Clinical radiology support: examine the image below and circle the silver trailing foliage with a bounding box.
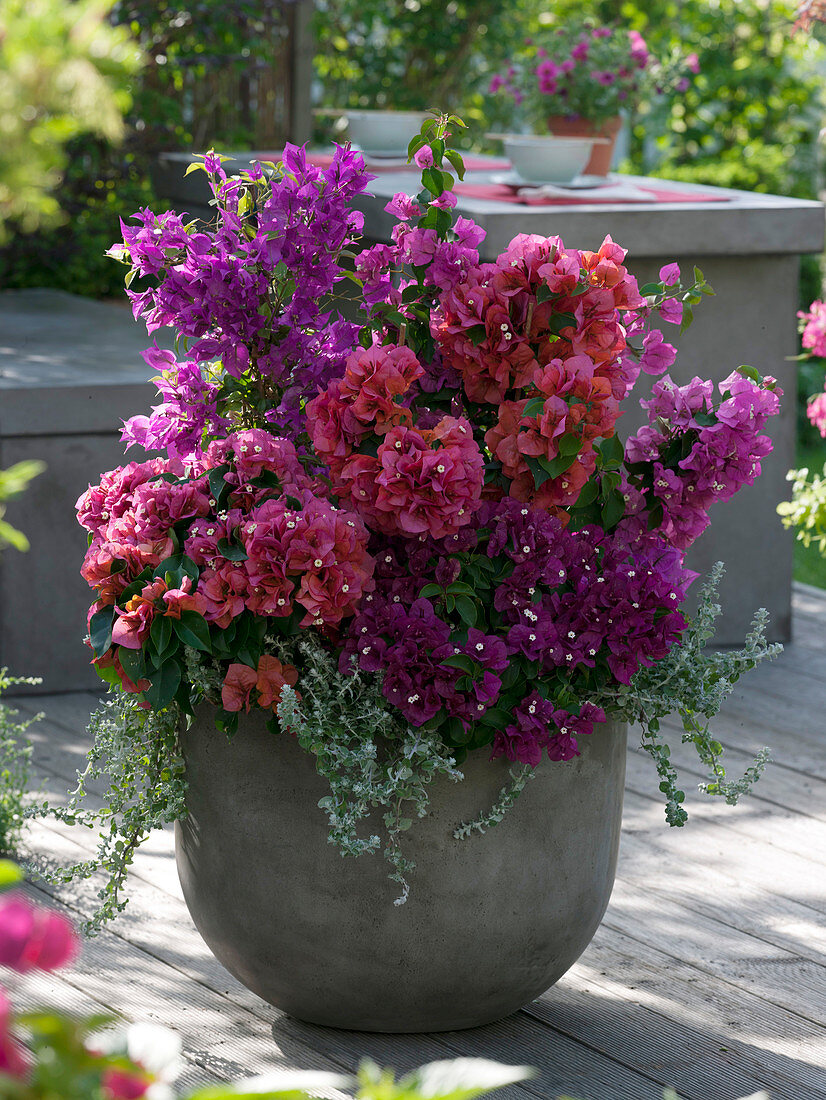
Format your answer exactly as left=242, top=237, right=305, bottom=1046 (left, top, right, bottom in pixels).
left=452, top=765, right=534, bottom=841
left=0, top=668, right=41, bottom=853
left=595, top=562, right=780, bottom=825
left=29, top=693, right=185, bottom=934
left=275, top=635, right=463, bottom=905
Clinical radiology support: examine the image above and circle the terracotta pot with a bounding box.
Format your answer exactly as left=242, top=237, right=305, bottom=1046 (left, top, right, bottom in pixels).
left=545, top=115, right=623, bottom=177
left=175, top=707, right=627, bottom=1033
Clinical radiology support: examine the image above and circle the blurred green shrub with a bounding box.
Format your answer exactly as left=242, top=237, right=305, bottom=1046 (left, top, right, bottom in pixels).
left=0, top=0, right=289, bottom=298
left=0, top=0, right=140, bottom=241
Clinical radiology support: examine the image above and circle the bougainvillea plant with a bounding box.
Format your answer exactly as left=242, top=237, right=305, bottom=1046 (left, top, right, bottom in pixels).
left=489, top=21, right=699, bottom=129
left=40, top=114, right=781, bottom=924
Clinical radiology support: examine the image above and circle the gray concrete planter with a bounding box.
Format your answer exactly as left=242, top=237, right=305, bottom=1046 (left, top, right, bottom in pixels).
left=175, top=709, right=627, bottom=1032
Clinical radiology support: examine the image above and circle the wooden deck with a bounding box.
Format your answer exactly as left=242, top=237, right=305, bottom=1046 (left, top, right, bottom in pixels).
left=7, top=583, right=826, bottom=1100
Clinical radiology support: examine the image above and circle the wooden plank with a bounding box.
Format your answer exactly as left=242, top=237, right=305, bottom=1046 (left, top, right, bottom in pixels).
left=625, top=741, right=826, bottom=866
left=602, top=879, right=826, bottom=1024
left=528, top=985, right=825, bottom=1100
left=620, top=793, right=826, bottom=955
left=535, top=927, right=826, bottom=1100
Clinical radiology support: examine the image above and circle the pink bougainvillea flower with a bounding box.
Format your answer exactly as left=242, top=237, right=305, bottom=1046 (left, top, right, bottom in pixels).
left=639, top=329, right=678, bottom=376
left=413, top=146, right=434, bottom=169
left=369, top=418, right=484, bottom=541
left=111, top=576, right=207, bottom=650
left=337, top=342, right=423, bottom=435
left=221, top=663, right=258, bottom=712
left=430, top=190, right=457, bottom=210
left=0, top=893, right=79, bottom=973
left=255, top=655, right=299, bottom=709
left=799, top=298, right=826, bottom=359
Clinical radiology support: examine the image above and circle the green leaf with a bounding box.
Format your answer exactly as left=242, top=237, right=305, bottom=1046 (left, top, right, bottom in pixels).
left=525, top=452, right=577, bottom=489
left=441, top=653, right=476, bottom=674
left=407, top=134, right=427, bottom=160
left=445, top=581, right=476, bottom=596
left=434, top=207, right=453, bottom=236
left=549, top=310, right=576, bottom=336
left=215, top=708, right=239, bottom=738
left=208, top=464, right=232, bottom=507
left=0, top=860, right=23, bottom=892
left=445, top=148, right=466, bottom=180
left=119, top=645, right=146, bottom=684
left=558, top=433, right=581, bottom=457
left=601, top=490, right=626, bottom=530
left=536, top=283, right=555, bottom=304
left=737, top=363, right=760, bottom=383
left=89, top=605, right=116, bottom=658
left=499, top=662, right=521, bottom=690
left=419, top=583, right=443, bottom=599
left=573, top=477, right=599, bottom=507
left=174, top=610, right=212, bottom=652
left=479, top=706, right=514, bottom=729
left=211, top=619, right=237, bottom=656
left=521, top=396, right=545, bottom=419
left=217, top=538, right=249, bottom=562
left=144, top=660, right=182, bottom=710
left=153, top=554, right=199, bottom=585
left=455, top=596, right=477, bottom=628
left=421, top=166, right=445, bottom=196
left=597, top=433, right=625, bottom=467
left=150, top=613, right=173, bottom=657
left=467, top=324, right=487, bottom=347
left=443, top=717, right=472, bottom=746
left=639, top=281, right=662, bottom=296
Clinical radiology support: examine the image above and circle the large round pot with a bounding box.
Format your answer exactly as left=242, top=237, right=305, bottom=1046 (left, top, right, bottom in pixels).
left=546, top=115, right=623, bottom=177
left=175, top=709, right=627, bottom=1032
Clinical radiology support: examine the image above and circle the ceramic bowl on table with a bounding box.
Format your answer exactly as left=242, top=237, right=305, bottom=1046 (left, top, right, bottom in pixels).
left=498, top=134, right=606, bottom=185
left=344, top=110, right=429, bottom=157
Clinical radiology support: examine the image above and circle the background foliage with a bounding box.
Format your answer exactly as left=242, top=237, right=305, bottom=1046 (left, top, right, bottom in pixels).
left=0, top=0, right=140, bottom=242
left=0, top=0, right=290, bottom=298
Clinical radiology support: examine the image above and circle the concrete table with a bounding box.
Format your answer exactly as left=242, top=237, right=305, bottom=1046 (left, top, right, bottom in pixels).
left=0, top=290, right=157, bottom=692
left=137, top=154, right=826, bottom=642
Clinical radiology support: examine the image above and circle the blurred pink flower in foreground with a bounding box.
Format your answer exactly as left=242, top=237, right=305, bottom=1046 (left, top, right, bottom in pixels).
left=0, top=892, right=79, bottom=973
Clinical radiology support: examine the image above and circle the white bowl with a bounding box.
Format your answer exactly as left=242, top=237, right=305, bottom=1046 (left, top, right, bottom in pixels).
left=501, top=134, right=599, bottom=185
left=344, top=110, right=429, bottom=157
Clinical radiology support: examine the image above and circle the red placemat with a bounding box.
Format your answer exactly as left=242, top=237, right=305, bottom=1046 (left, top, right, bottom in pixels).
left=453, top=181, right=731, bottom=206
